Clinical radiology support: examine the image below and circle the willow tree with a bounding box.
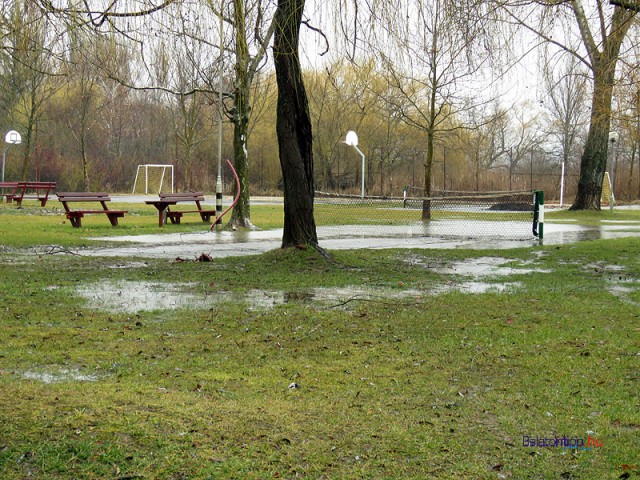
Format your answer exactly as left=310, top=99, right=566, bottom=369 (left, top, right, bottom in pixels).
left=357, top=0, right=493, bottom=218
left=5, top=1, right=60, bottom=181
left=225, top=0, right=277, bottom=229
left=493, top=1, right=637, bottom=209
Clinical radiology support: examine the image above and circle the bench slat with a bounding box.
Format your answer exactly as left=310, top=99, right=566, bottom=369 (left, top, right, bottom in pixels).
left=161, top=197, right=206, bottom=202
left=58, top=197, right=112, bottom=202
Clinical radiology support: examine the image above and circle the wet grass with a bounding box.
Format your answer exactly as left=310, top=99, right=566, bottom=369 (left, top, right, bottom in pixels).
left=0, top=202, right=284, bottom=248
left=3, top=200, right=639, bottom=249
left=546, top=208, right=640, bottom=224
left=0, top=208, right=639, bottom=479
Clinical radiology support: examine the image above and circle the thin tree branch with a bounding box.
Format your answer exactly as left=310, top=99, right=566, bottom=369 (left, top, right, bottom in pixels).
left=610, top=0, right=640, bottom=12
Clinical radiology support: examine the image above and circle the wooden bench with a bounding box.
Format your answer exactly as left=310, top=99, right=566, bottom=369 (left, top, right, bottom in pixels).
left=0, top=181, right=19, bottom=203
left=146, top=192, right=216, bottom=227
left=11, top=181, right=57, bottom=207
left=56, top=192, right=127, bottom=228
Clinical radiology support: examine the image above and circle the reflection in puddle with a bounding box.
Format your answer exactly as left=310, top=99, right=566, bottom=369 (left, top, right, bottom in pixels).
left=406, top=255, right=550, bottom=277
left=434, top=256, right=550, bottom=277
left=75, top=279, right=526, bottom=314
left=76, top=281, right=425, bottom=313
left=433, top=281, right=521, bottom=294
left=607, top=284, right=640, bottom=307
left=21, top=368, right=100, bottom=384
left=77, top=281, right=210, bottom=313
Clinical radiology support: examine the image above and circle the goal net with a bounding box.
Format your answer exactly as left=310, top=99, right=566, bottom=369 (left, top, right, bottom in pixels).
left=601, top=172, right=614, bottom=206
left=132, top=164, right=174, bottom=194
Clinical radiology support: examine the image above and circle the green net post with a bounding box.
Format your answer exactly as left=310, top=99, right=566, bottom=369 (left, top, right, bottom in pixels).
left=533, top=191, right=544, bottom=239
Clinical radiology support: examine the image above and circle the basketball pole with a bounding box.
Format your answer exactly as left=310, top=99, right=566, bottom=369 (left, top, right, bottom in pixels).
left=353, top=145, right=365, bottom=198
left=344, top=130, right=366, bottom=198
left=608, top=131, right=618, bottom=212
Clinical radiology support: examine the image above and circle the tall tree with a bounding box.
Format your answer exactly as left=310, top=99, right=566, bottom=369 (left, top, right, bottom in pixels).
left=273, top=0, right=318, bottom=248
left=543, top=54, right=589, bottom=205
left=363, top=0, right=493, bottom=217
left=569, top=1, right=636, bottom=209
left=493, top=1, right=637, bottom=209
left=5, top=1, right=61, bottom=181
left=464, top=102, right=510, bottom=191
left=225, top=0, right=277, bottom=229
left=66, top=31, right=113, bottom=191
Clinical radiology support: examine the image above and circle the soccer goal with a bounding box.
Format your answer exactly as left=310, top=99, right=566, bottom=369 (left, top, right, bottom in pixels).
left=601, top=171, right=614, bottom=207
left=132, top=164, right=174, bottom=194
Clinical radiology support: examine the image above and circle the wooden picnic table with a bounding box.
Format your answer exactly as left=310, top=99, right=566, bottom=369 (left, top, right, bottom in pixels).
left=6, top=181, right=57, bottom=207
left=57, top=192, right=127, bottom=227
left=146, top=192, right=216, bottom=227
left=0, top=182, right=19, bottom=203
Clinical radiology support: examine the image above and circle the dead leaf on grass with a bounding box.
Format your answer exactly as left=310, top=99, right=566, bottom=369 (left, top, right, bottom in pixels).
left=197, top=253, right=212, bottom=262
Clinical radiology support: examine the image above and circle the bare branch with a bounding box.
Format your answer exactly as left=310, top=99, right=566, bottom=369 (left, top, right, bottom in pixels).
left=610, top=0, right=640, bottom=12
left=39, top=0, right=177, bottom=27
left=302, top=20, right=329, bottom=56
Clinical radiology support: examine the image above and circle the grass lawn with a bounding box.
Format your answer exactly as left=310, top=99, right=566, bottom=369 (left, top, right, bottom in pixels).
left=0, top=201, right=638, bottom=479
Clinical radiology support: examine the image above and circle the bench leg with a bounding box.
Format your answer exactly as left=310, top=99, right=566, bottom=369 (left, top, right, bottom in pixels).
left=200, top=213, right=212, bottom=222
left=106, top=213, right=119, bottom=226
left=68, top=215, right=82, bottom=228
left=168, top=215, right=181, bottom=224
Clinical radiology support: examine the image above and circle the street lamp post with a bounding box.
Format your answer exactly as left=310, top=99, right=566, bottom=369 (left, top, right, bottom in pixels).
left=609, top=131, right=619, bottom=212
left=559, top=158, right=566, bottom=208
left=2, top=130, right=22, bottom=183
left=344, top=130, right=366, bottom=198
left=215, top=0, right=224, bottom=228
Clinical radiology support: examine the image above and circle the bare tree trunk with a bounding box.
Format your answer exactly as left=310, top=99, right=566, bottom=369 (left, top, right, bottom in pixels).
left=569, top=3, right=636, bottom=209
left=273, top=0, right=317, bottom=248
left=81, top=131, right=90, bottom=191
left=571, top=64, right=613, bottom=210
left=20, top=86, right=37, bottom=181
left=229, top=0, right=253, bottom=229
left=231, top=87, right=252, bottom=227
left=422, top=126, right=434, bottom=220
left=571, top=63, right=615, bottom=209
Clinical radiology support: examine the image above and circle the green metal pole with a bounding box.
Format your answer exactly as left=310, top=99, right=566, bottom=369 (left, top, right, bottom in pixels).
left=538, top=191, right=544, bottom=240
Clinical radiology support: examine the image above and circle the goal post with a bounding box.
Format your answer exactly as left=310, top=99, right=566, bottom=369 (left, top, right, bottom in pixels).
left=601, top=171, right=614, bottom=209
left=132, top=164, right=174, bottom=194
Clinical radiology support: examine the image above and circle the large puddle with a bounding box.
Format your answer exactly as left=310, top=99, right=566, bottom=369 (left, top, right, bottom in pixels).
left=75, top=255, right=542, bottom=314
left=429, top=256, right=551, bottom=277
left=73, top=251, right=639, bottom=313
left=76, top=280, right=524, bottom=313
left=72, top=221, right=640, bottom=259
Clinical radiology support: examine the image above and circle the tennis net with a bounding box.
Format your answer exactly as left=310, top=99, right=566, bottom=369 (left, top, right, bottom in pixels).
left=314, top=190, right=539, bottom=240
